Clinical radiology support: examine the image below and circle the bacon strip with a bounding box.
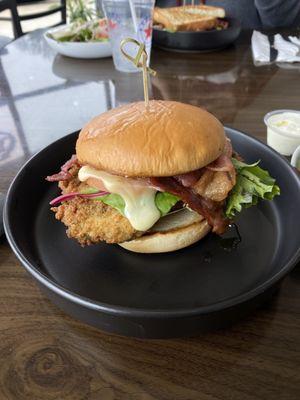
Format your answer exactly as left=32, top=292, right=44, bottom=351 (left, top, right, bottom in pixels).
left=174, top=169, right=204, bottom=187
left=206, top=154, right=234, bottom=172
left=150, top=177, right=229, bottom=234
left=224, top=138, right=233, bottom=157
left=46, top=155, right=78, bottom=182
left=206, top=139, right=234, bottom=172
left=174, top=138, right=234, bottom=185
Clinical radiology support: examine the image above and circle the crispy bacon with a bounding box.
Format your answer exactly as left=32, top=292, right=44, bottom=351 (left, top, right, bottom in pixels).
left=206, top=154, right=234, bottom=172
left=46, top=155, right=78, bottom=182
left=174, top=169, right=204, bottom=187
left=149, top=177, right=229, bottom=234
left=206, top=139, right=233, bottom=172
left=175, top=138, right=234, bottom=186
left=224, top=138, right=233, bottom=157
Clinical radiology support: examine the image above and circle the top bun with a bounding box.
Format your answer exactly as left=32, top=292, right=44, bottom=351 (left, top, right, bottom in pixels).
left=76, top=100, right=225, bottom=177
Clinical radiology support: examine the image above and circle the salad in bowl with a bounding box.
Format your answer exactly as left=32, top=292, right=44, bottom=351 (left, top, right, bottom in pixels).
left=44, top=18, right=112, bottom=59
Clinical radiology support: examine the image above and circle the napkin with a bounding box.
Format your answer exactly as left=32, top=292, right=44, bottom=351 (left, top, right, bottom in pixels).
left=274, top=34, right=300, bottom=62
left=251, top=31, right=270, bottom=63
left=288, top=36, right=300, bottom=47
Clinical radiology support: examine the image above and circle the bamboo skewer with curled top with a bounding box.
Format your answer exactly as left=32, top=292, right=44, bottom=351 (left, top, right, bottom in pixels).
left=120, top=38, right=156, bottom=107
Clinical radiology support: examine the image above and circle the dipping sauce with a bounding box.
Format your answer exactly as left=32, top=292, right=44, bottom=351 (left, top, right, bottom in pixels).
left=264, top=110, right=300, bottom=156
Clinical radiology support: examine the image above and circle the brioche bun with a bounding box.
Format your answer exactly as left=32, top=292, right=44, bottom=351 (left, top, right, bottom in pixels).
left=76, top=100, right=225, bottom=177
left=119, top=209, right=211, bottom=253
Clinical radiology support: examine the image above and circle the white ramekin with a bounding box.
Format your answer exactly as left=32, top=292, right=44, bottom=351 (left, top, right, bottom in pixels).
left=264, top=109, right=300, bottom=156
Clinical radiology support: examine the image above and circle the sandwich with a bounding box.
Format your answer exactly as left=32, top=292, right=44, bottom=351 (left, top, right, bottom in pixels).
left=46, top=100, right=279, bottom=253
left=153, top=5, right=226, bottom=32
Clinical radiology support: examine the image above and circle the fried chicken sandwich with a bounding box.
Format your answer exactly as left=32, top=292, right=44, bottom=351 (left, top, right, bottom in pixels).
left=46, top=100, right=279, bottom=253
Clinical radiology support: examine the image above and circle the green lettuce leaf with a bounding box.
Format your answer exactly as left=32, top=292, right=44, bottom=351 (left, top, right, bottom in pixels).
left=80, top=187, right=125, bottom=214
left=155, top=192, right=180, bottom=216
left=80, top=187, right=99, bottom=194
left=99, top=194, right=125, bottom=214
left=81, top=187, right=179, bottom=217
left=225, top=158, right=280, bottom=219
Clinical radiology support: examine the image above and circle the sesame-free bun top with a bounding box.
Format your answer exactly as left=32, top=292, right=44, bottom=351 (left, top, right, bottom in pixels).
left=76, top=100, right=225, bottom=177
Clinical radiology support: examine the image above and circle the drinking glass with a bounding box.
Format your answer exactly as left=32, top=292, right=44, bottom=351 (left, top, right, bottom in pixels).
left=102, top=0, right=155, bottom=73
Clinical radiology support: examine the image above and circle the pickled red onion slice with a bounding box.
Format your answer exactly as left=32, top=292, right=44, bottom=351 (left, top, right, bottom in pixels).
left=50, top=191, right=109, bottom=206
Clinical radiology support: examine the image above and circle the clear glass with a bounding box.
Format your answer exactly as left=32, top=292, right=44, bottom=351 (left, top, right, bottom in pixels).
left=101, top=0, right=155, bottom=73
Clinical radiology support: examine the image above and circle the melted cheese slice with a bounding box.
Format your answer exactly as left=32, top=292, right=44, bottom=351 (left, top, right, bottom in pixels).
left=78, top=166, right=160, bottom=231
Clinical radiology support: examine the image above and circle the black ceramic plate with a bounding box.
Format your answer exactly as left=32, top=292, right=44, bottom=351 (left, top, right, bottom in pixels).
left=153, top=18, right=241, bottom=53
left=4, top=128, right=300, bottom=338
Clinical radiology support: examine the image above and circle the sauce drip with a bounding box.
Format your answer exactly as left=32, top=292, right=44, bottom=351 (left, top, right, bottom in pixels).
left=219, top=223, right=242, bottom=252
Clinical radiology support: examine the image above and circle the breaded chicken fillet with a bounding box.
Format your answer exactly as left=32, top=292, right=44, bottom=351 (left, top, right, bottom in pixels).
left=51, top=164, right=140, bottom=246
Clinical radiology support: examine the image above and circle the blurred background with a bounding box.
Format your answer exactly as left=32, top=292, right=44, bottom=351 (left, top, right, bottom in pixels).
left=0, top=1, right=67, bottom=37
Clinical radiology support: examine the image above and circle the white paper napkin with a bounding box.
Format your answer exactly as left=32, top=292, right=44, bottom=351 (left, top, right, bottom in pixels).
left=274, top=34, right=300, bottom=62
left=288, top=36, right=300, bottom=47
left=251, top=31, right=270, bottom=63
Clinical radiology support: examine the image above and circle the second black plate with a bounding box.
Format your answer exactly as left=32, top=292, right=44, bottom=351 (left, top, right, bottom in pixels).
left=4, top=127, right=300, bottom=338
left=153, top=18, right=241, bottom=53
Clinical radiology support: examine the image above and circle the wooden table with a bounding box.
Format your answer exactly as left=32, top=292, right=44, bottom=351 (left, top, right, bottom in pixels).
left=0, top=30, right=299, bottom=399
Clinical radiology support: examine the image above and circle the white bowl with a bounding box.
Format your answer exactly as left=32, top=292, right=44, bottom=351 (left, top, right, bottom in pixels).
left=44, top=25, right=112, bottom=59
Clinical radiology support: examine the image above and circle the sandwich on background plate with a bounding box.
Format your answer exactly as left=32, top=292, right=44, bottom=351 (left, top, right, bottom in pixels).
left=46, top=100, right=279, bottom=253
left=153, top=5, right=227, bottom=32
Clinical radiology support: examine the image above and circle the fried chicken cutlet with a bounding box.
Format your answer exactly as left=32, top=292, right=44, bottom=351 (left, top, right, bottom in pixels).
left=51, top=164, right=140, bottom=246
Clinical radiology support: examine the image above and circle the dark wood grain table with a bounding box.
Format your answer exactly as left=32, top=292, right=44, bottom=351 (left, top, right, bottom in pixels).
left=0, top=29, right=299, bottom=400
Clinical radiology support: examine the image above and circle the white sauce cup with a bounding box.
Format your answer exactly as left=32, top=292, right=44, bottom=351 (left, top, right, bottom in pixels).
left=264, top=109, right=300, bottom=156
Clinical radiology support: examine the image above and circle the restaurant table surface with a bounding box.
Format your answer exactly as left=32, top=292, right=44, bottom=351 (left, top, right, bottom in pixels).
left=0, top=29, right=300, bottom=400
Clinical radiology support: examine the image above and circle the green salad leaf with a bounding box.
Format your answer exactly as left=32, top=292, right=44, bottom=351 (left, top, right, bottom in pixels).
left=80, top=188, right=125, bottom=215
left=155, top=192, right=180, bottom=216
left=225, top=158, right=280, bottom=219
left=81, top=187, right=179, bottom=217
left=99, top=194, right=125, bottom=214
left=80, top=187, right=99, bottom=194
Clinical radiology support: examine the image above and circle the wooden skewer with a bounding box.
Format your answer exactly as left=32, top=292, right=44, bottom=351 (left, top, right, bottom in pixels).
left=120, top=38, right=156, bottom=107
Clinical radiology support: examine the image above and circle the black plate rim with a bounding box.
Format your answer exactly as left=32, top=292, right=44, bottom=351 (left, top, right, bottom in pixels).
left=4, top=127, right=300, bottom=318
left=153, top=17, right=240, bottom=35
left=152, top=43, right=229, bottom=54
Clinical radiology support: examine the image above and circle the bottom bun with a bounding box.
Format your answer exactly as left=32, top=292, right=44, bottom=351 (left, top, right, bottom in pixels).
left=119, top=209, right=211, bottom=254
